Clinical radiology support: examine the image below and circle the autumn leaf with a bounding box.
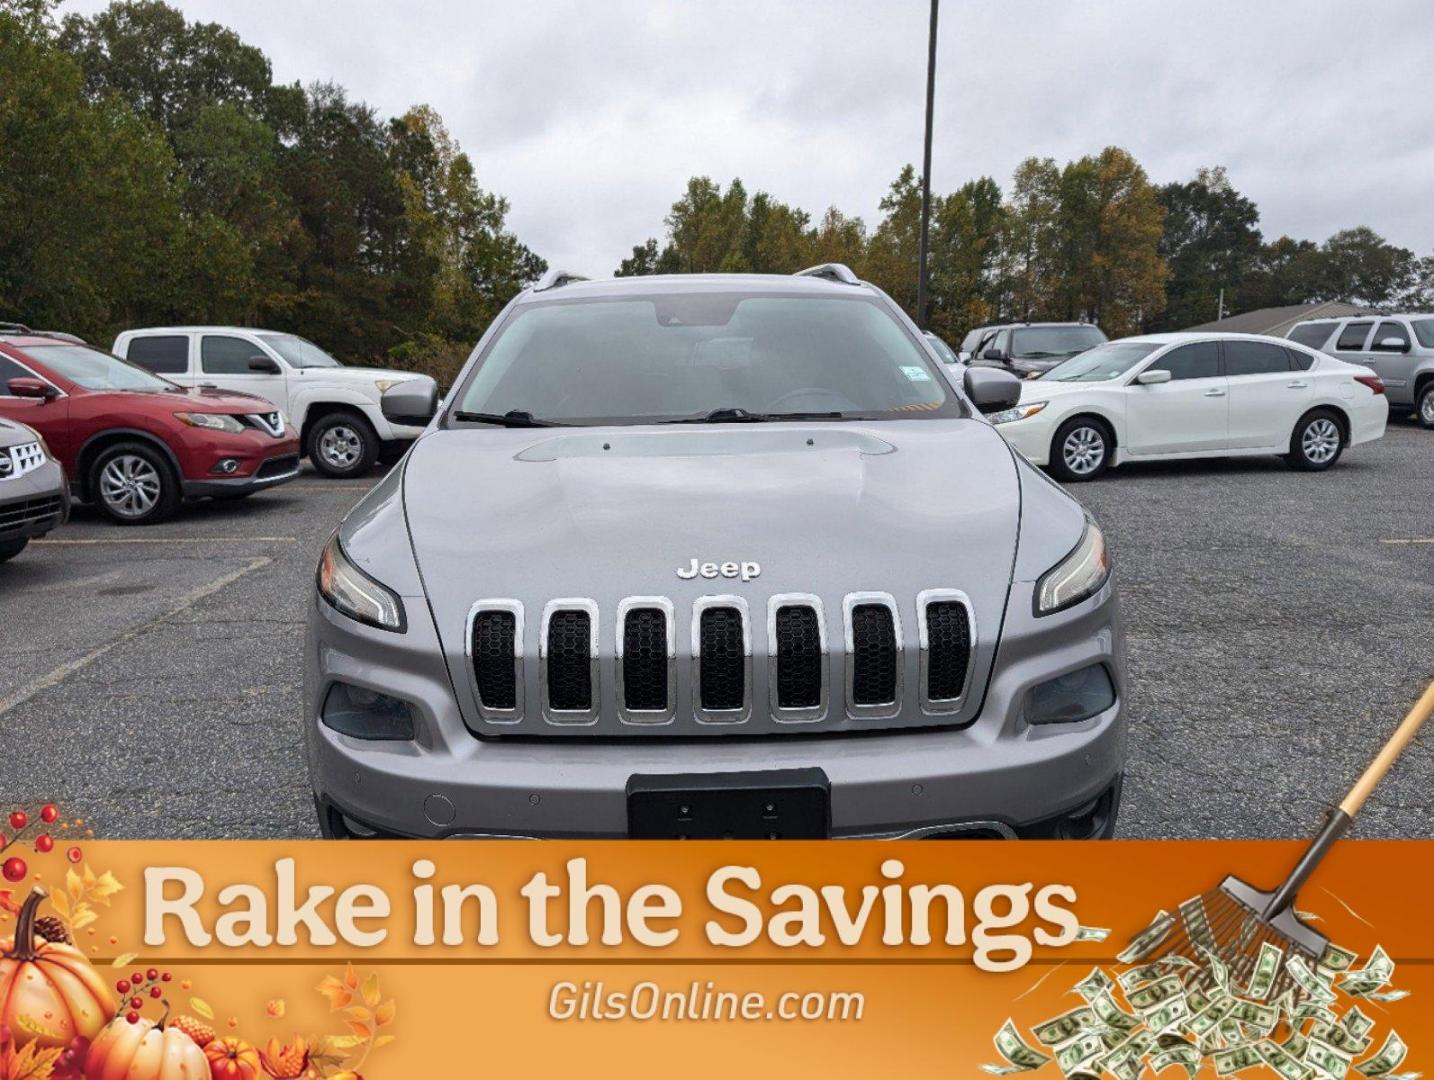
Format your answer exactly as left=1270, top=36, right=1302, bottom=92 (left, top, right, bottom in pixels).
left=2, top=1041, right=65, bottom=1080
left=65, top=868, right=83, bottom=904
left=87, top=869, right=124, bottom=905
left=344, top=1021, right=371, bottom=1040
left=342, top=963, right=359, bottom=990
left=360, top=973, right=380, bottom=1008
left=111, top=952, right=138, bottom=968
left=71, top=908, right=98, bottom=931
left=0, top=890, right=20, bottom=917
left=342, top=1006, right=371, bottom=1025
left=265, top=999, right=285, bottom=1019
left=373, top=1000, right=395, bottom=1027
left=47, top=891, right=69, bottom=919
left=315, top=975, right=353, bottom=1011
left=373, top=1034, right=395, bottom=1049
left=190, top=997, right=215, bottom=1020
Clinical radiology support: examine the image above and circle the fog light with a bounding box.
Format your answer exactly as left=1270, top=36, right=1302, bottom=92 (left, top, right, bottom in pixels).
left=212, top=458, right=240, bottom=474
left=1026, top=664, right=1115, bottom=725
left=321, top=682, right=415, bottom=740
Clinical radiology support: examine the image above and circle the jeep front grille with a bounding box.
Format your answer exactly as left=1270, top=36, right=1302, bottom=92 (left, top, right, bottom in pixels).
left=462, top=590, right=982, bottom=736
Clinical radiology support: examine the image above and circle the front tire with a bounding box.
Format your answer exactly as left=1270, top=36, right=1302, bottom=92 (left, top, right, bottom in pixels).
left=1287, top=410, right=1343, bottom=471
left=1417, top=383, right=1434, bottom=429
left=90, top=442, right=181, bottom=525
left=1049, top=418, right=1111, bottom=482
left=0, top=538, right=28, bottom=563
left=307, top=412, right=378, bottom=479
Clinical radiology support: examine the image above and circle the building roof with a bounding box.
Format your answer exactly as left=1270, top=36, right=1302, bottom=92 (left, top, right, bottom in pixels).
left=1185, top=301, right=1379, bottom=336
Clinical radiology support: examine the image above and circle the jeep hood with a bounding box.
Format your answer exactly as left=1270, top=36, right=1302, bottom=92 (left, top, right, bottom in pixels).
left=401, top=418, right=1022, bottom=686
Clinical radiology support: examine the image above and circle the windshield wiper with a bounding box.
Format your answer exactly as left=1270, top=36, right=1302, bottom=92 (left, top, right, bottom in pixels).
left=452, top=409, right=561, bottom=428
left=662, top=408, right=848, bottom=424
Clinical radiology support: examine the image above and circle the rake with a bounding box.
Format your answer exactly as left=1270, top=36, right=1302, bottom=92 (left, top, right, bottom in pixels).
left=1133, top=677, right=1434, bottom=1002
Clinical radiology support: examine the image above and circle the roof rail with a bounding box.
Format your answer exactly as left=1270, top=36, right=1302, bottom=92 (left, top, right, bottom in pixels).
left=0, top=322, right=34, bottom=335
left=532, top=269, right=589, bottom=292
left=794, top=263, right=862, bottom=286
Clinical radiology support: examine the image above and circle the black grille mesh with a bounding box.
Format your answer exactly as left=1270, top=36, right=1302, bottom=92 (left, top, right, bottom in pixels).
left=699, top=607, right=745, bottom=711
left=926, top=601, right=971, bottom=701
left=622, top=607, right=668, bottom=711
left=850, top=604, right=897, bottom=706
left=774, top=605, right=822, bottom=709
left=546, top=610, right=593, bottom=711
left=472, top=610, right=517, bottom=710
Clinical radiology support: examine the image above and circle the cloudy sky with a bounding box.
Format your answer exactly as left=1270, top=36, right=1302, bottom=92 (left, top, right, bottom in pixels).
left=62, top=0, right=1434, bottom=275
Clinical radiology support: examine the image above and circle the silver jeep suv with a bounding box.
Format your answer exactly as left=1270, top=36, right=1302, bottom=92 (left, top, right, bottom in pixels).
left=1287, top=314, right=1434, bottom=426
left=303, top=266, right=1127, bottom=840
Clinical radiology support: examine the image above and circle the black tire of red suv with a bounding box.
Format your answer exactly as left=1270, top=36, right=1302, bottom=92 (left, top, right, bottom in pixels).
left=306, top=411, right=379, bottom=479
left=89, top=441, right=182, bottom=525
left=0, top=538, right=28, bottom=563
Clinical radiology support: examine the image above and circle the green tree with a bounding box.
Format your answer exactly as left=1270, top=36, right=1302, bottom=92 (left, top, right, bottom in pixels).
left=805, top=207, right=867, bottom=271
left=864, top=164, right=923, bottom=314
left=926, top=177, right=1004, bottom=338
left=1149, top=166, right=1262, bottom=330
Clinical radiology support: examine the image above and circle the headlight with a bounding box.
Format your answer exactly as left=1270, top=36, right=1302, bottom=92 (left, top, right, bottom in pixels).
left=317, top=534, right=406, bottom=631
left=375, top=379, right=404, bottom=393
left=1035, top=519, right=1110, bottom=615
left=987, top=401, right=1047, bottom=425
left=175, top=412, right=246, bottom=434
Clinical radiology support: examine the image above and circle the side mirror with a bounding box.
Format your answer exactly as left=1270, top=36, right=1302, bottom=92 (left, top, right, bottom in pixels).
left=248, top=355, right=282, bottom=374
left=381, top=377, right=439, bottom=426
left=982, top=348, right=1008, bottom=363
left=1374, top=336, right=1409, bottom=353
left=1135, top=369, right=1172, bottom=385
left=964, top=366, right=1022, bottom=414
left=7, top=377, right=57, bottom=401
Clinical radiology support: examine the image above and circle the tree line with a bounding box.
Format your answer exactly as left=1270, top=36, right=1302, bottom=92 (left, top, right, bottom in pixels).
left=3, top=0, right=1431, bottom=384
left=620, top=162, right=1433, bottom=341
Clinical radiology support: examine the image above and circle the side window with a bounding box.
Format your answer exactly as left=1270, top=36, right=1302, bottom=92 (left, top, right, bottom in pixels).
left=1287, top=323, right=1333, bottom=349
left=1224, top=340, right=1294, bottom=376
left=0, top=357, right=33, bottom=394
left=988, top=330, right=1009, bottom=356
left=1151, top=341, right=1220, bottom=380
left=201, top=335, right=262, bottom=375
left=1335, top=322, right=1373, bottom=351
left=1370, top=321, right=1409, bottom=352
left=126, top=335, right=189, bottom=375
left=1286, top=347, right=1315, bottom=372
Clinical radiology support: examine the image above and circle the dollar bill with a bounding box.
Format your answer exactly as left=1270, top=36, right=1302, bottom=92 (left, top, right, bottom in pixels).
left=1128, top=975, right=1185, bottom=1014
left=1120, top=963, right=1172, bottom=992
left=1342, top=1008, right=1375, bottom=1040
left=1229, top=999, right=1279, bottom=1033
left=1259, top=1039, right=1313, bottom=1080
left=1187, top=997, right=1237, bottom=1039
left=1200, top=946, right=1232, bottom=993
left=1146, top=997, right=1191, bottom=1034
left=1355, top=1032, right=1407, bottom=1078
left=1151, top=1044, right=1200, bottom=1078
left=1076, top=925, right=1112, bottom=942
left=1341, top=947, right=1394, bottom=997
left=1179, top=895, right=1217, bottom=952
left=1091, top=990, right=1142, bottom=1034
left=1213, top=1045, right=1263, bottom=1075
left=1246, top=941, right=1284, bottom=1001
left=1034, top=1007, right=1099, bottom=1047
left=1056, top=1033, right=1107, bottom=1076
left=1362, top=989, right=1409, bottom=1004
left=1118, top=911, right=1176, bottom=965
left=1307, top=1037, right=1354, bottom=1079
left=1288, top=955, right=1338, bottom=1005
left=985, top=1019, right=1053, bottom=1074
left=1074, top=967, right=1115, bottom=1002
left=1283, top=1032, right=1310, bottom=1059
left=1319, top=943, right=1358, bottom=973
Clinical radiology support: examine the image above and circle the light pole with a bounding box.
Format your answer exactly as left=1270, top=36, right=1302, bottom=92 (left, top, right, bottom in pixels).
left=916, top=0, right=939, bottom=329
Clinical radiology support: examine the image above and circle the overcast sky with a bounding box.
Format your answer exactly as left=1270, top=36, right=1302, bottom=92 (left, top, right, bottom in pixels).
left=62, top=0, right=1434, bottom=275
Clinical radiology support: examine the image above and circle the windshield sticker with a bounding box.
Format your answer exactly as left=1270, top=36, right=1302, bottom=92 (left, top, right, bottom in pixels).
left=901, top=365, right=933, bottom=382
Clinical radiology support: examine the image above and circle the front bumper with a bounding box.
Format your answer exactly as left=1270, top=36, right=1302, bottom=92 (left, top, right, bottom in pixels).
left=304, top=576, right=1127, bottom=839
left=993, top=415, right=1057, bottom=467
left=0, top=460, right=70, bottom=542
left=182, top=454, right=302, bottom=498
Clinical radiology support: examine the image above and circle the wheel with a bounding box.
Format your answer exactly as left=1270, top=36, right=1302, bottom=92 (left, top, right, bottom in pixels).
left=1418, top=383, right=1434, bottom=429
left=1287, top=410, right=1343, bottom=471
left=307, top=412, right=378, bottom=479
left=0, top=538, right=28, bottom=563
left=90, top=442, right=181, bottom=525
left=1048, top=418, right=1111, bottom=482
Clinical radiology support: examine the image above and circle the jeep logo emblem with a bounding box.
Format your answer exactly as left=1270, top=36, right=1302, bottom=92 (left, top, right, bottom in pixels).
left=677, top=558, right=761, bottom=582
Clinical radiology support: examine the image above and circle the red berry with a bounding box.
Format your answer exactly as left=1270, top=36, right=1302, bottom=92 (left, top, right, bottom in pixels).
left=2, top=856, right=26, bottom=882
left=149, top=986, right=162, bottom=999
left=161, top=972, right=172, bottom=982
left=40, top=804, right=58, bottom=824
left=129, top=997, right=143, bottom=1010
left=126, top=1012, right=139, bottom=1024
left=66, top=846, right=82, bottom=864
left=146, top=968, right=159, bottom=981
left=8, top=811, right=26, bottom=831
left=116, top=980, right=130, bottom=994
left=131, top=972, right=143, bottom=985
left=35, top=834, right=54, bottom=853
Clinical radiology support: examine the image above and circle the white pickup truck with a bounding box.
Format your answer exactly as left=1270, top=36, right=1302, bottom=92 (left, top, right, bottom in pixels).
left=112, top=327, right=435, bottom=477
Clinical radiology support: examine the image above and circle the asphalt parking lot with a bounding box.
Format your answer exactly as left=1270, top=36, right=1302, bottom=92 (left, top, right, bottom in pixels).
left=1, top=421, right=1430, bottom=840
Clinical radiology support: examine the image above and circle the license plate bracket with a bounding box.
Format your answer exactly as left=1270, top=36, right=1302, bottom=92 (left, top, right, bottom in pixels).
left=626, top=767, right=831, bottom=839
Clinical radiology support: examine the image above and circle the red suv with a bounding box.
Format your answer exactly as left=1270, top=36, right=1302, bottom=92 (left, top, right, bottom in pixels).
left=0, top=328, right=301, bottom=525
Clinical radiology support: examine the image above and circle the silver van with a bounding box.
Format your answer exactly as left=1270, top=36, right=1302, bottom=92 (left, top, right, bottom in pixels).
left=1287, top=315, right=1434, bottom=426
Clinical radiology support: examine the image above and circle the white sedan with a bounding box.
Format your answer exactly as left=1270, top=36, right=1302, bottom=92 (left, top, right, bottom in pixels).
left=988, top=333, right=1388, bottom=481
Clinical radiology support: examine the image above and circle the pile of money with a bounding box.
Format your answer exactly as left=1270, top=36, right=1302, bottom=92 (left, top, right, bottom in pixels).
left=983, top=904, right=1415, bottom=1080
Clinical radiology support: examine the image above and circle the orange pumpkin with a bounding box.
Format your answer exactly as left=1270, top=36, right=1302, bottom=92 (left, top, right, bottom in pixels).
left=204, top=1036, right=261, bottom=1080
left=85, top=1015, right=208, bottom=1080
left=0, top=887, right=115, bottom=1050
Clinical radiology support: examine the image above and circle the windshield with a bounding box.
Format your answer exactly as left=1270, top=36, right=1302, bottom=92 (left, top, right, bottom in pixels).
left=1413, top=319, right=1434, bottom=349
left=19, top=344, right=176, bottom=391
left=258, top=333, right=342, bottom=369
left=1042, top=342, right=1161, bottom=382
left=925, top=333, right=959, bottom=364
left=1010, top=325, right=1106, bottom=360
left=451, top=293, right=962, bottom=424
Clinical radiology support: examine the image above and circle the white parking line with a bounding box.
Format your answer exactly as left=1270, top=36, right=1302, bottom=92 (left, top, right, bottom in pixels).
left=0, top=556, right=272, bottom=717
left=35, top=537, right=298, bottom=544
left=1379, top=538, right=1434, bottom=545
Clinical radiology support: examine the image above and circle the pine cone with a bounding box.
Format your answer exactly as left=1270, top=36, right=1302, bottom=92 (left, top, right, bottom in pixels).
left=34, top=915, right=70, bottom=944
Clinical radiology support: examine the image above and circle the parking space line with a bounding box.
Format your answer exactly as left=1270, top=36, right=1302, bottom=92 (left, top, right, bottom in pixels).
left=0, top=556, right=272, bottom=717
left=1379, top=538, right=1434, bottom=545
left=35, top=537, right=298, bottom=545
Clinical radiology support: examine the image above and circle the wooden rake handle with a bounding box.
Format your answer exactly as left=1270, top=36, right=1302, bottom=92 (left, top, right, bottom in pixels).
left=1339, top=676, right=1434, bottom=817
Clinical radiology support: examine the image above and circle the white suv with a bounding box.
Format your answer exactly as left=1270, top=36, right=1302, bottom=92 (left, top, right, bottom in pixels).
left=112, top=327, right=435, bottom=477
